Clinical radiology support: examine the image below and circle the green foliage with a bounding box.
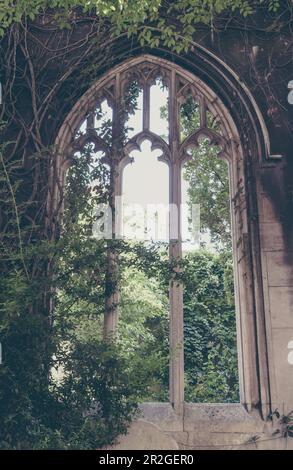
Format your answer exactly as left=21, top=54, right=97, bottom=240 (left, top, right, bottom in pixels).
left=179, top=96, right=231, bottom=251
left=0, top=138, right=142, bottom=449
left=183, top=147, right=231, bottom=251
left=119, top=267, right=169, bottom=401
left=182, top=251, right=239, bottom=402
left=0, top=241, right=143, bottom=448
left=118, top=249, right=239, bottom=404
left=0, top=1, right=282, bottom=51
left=48, top=339, right=140, bottom=450
left=178, top=90, right=238, bottom=399
left=0, top=270, right=53, bottom=449
left=0, top=295, right=139, bottom=450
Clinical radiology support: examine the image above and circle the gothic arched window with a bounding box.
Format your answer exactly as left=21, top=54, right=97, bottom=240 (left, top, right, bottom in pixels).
left=53, top=55, right=263, bottom=414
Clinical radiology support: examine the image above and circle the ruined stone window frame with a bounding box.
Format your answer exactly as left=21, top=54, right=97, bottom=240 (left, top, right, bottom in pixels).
left=52, top=54, right=271, bottom=418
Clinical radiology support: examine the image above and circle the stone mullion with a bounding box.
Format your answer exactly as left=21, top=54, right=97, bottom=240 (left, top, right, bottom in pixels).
left=143, top=82, right=150, bottom=132
left=169, top=68, right=184, bottom=413
left=103, top=74, right=121, bottom=338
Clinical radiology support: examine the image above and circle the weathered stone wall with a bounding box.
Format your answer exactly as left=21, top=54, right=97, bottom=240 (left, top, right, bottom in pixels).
left=110, top=404, right=293, bottom=450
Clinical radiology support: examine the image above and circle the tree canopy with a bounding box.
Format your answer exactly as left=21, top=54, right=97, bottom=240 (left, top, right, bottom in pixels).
left=0, top=1, right=283, bottom=50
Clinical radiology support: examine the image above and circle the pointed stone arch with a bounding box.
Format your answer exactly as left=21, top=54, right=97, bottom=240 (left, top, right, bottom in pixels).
left=52, top=50, right=275, bottom=420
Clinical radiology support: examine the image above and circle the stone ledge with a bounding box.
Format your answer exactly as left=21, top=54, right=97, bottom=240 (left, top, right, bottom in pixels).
left=183, top=403, right=266, bottom=433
